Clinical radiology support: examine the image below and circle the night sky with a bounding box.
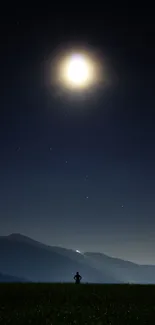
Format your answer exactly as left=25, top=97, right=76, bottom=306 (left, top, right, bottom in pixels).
left=1, top=5, right=155, bottom=264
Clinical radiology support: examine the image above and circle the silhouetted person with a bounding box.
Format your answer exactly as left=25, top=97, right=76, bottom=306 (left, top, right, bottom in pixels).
left=74, top=271, right=82, bottom=284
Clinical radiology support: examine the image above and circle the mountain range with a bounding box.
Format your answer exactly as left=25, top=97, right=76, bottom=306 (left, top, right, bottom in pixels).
left=0, top=233, right=155, bottom=283
left=0, top=272, right=27, bottom=283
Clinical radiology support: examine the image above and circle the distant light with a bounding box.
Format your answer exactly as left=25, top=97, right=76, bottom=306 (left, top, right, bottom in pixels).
left=76, top=250, right=81, bottom=254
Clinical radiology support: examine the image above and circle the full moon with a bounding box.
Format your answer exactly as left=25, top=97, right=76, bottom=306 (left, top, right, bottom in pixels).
left=55, top=50, right=101, bottom=91
left=64, top=54, right=91, bottom=88
left=47, top=47, right=105, bottom=95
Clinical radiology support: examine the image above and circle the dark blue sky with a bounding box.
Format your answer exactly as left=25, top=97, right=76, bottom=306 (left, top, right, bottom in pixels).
left=1, top=5, right=155, bottom=264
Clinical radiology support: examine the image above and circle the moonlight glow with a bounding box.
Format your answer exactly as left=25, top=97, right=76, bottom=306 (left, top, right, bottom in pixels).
left=65, top=54, right=90, bottom=87
left=56, top=51, right=101, bottom=91
left=47, top=47, right=105, bottom=95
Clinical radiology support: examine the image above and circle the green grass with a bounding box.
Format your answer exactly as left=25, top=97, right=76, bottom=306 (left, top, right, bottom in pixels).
left=0, top=283, right=155, bottom=324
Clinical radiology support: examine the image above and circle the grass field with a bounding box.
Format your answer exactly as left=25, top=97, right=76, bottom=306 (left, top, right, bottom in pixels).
left=0, top=283, right=155, bottom=324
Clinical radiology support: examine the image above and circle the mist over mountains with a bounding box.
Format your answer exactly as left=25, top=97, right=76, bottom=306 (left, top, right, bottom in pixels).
left=0, top=234, right=155, bottom=283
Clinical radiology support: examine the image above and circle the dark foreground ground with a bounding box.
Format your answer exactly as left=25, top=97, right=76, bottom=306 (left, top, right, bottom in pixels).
left=0, top=283, right=155, bottom=324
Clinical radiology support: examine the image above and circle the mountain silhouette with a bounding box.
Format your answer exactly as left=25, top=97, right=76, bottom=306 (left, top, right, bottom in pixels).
left=0, top=234, right=117, bottom=283
left=0, top=234, right=155, bottom=283
left=84, top=252, right=155, bottom=283
left=0, top=271, right=28, bottom=282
